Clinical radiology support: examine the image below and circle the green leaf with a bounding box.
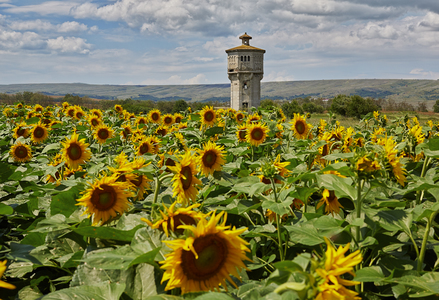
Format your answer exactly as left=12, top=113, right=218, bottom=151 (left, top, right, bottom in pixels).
left=262, top=199, right=291, bottom=216
left=42, top=143, right=61, bottom=154
left=50, top=185, right=82, bottom=218
left=129, top=247, right=161, bottom=267
left=72, top=225, right=143, bottom=242
left=204, top=126, right=224, bottom=137
left=40, top=283, right=126, bottom=300
left=0, top=203, right=14, bottom=215
left=284, top=224, right=324, bottom=246
left=355, top=266, right=386, bottom=282
left=81, top=246, right=136, bottom=270
left=315, top=174, right=356, bottom=200
left=25, top=117, right=40, bottom=124
left=193, top=292, right=236, bottom=300
left=0, top=161, right=16, bottom=183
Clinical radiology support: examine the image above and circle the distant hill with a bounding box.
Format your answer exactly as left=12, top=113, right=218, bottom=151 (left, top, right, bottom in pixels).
left=1, top=79, right=439, bottom=107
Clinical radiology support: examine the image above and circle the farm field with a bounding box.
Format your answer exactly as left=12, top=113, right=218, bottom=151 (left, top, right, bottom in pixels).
left=1, top=102, right=439, bottom=300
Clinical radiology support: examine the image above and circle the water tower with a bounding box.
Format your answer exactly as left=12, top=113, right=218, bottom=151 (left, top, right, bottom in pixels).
left=225, top=33, right=265, bottom=110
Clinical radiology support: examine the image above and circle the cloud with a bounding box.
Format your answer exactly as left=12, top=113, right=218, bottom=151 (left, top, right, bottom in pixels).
left=9, top=19, right=91, bottom=33
left=409, top=68, right=439, bottom=79
left=141, top=74, right=208, bottom=85
left=5, top=1, right=81, bottom=15
left=263, top=71, right=295, bottom=82
left=47, top=36, right=91, bottom=53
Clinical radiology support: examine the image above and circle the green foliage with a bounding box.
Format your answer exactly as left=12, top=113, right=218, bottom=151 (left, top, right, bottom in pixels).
left=330, top=94, right=380, bottom=119
left=281, top=100, right=303, bottom=118
left=172, top=100, right=189, bottom=113
left=301, top=102, right=324, bottom=113
left=433, top=99, right=439, bottom=113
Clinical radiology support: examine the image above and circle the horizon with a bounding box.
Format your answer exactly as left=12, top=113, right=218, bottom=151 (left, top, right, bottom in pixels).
left=1, top=1, right=439, bottom=85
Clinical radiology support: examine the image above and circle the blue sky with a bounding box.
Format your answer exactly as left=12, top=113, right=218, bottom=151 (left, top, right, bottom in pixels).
left=1, top=0, right=439, bottom=85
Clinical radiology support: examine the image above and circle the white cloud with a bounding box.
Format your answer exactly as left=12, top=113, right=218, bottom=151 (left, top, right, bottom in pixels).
left=141, top=73, right=208, bottom=85
left=263, top=71, right=295, bottom=82
left=8, top=19, right=92, bottom=33
left=409, top=68, right=439, bottom=79
left=47, top=36, right=91, bottom=53
left=57, top=21, right=88, bottom=32
left=5, top=1, right=81, bottom=15
left=356, top=22, right=399, bottom=39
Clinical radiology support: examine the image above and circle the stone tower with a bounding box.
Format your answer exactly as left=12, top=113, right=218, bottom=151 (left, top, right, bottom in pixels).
left=226, top=33, right=265, bottom=111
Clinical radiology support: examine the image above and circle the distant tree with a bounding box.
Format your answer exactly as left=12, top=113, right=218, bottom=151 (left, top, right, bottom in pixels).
left=330, top=94, right=350, bottom=116
left=346, top=95, right=381, bottom=119
left=434, top=100, right=439, bottom=113
left=260, top=99, right=277, bottom=110
left=417, top=101, right=428, bottom=112
left=281, top=100, right=303, bottom=118
left=173, top=100, right=189, bottom=113
left=302, top=102, right=324, bottom=113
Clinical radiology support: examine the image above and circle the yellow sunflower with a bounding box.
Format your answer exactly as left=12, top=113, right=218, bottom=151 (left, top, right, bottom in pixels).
left=356, top=156, right=380, bottom=173
left=120, top=124, right=132, bottom=140
left=246, top=122, right=269, bottom=146
left=148, top=109, right=161, bottom=124
left=163, top=114, right=174, bottom=126
left=74, top=107, right=85, bottom=120
left=315, top=237, right=362, bottom=300
left=61, top=132, right=92, bottom=169
left=136, top=137, right=155, bottom=155
left=160, top=211, right=251, bottom=294
left=0, top=260, right=16, bottom=291
left=66, top=107, right=76, bottom=118
left=316, top=189, right=343, bottom=216
left=30, top=122, right=49, bottom=144
left=236, top=124, right=247, bottom=142
left=76, top=175, right=134, bottom=226
left=13, top=122, right=30, bottom=139
left=291, top=113, right=310, bottom=139
left=128, top=157, right=152, bottom=200
left=88, top=115, right=102, bottom=128
left=235, top=112, right=246, bottom=124
left=141, top=202, right=202, bottom=236
left=136, top=116, right=148, bottom=126
left=94, top=124, right=114, bottom=144
left=198, top=141, right=226, bottom=176
left=114, top=104, right=123, bottom=113
left=90, top=109, right=103, bottom=118
left=200, top=106, right=216, bottom=127
left=34, top=104, right=43, bottom=113
left=155, top=125, right=168, bottom=137
left=169, top=151, right=202, bottom=205
left=174, top=113, right=184, bottom=124
left=10, top=141, right=32, bottom=163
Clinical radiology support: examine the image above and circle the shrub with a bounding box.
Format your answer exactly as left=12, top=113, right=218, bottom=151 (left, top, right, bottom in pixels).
left=281, top=100, right=303, bottom=118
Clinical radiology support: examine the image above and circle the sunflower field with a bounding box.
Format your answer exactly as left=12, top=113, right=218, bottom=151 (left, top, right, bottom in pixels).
left=1, top=102, right=439, bottom=300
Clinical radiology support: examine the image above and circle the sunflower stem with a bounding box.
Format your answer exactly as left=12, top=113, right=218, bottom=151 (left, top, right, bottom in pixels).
left=270, top=178, right=285, bottom=261
left=417, top=210, right=438, bottom=272
left=355, top=178, right=363, bottom=246
left=416, top=156, right=431, bottom=205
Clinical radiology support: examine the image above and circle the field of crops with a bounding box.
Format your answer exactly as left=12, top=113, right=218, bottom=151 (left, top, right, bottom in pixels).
left=1, top=102, right=439, bottom=300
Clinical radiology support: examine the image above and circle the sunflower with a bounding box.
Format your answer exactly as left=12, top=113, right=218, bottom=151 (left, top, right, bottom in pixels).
left=356, top=156, right=380, bottom=173
left=94, top=124, right=114, bottom=144
left=136, top=137, right=155, bottom=155
left=90, top=109, right=103, bottom=118
left=76, top=175, right=134, bottom=225
left=316, top=189, right=343, bottom=216
left=74, top=107, right=85, bottom=120
left=120, top=124, right=133, bottom=140
left=379, top=137, right=407, bottom=186
left=114, top=104, right=123, bottom=113
left=30, top=122, right=49, bottom=144
left=13, top=122, right=30, bottom=139
left=34, top=104, right=43, bottom=113
left=315, top=237, right=362, bottom=300
left=149, top=135, right=161, bottom=153
left=291, top=113, right=311, bottom=139
left=136, top=116, right=148, bottom=126
left=200, top=106, right=216, bottom=127
left=235, top=112, right=245, bottom=124
left=162, top=114, right=174, bottom=126
left=246, top=122, right=269, bottom=146
left=247, top=114, right=261, bottom=124
left=155, top=125, right=168, bottom=137
left=160, top=211, right=251, bottom=294
left=66, top=107, right=76, bottom=118
left=61, top=132, right=92, bottom=169
left=198, top=141, right=226, bottom=176
left=236, top=124, right=247, bottom=142
left=142, top=202, right=202, bottom=236
left=148, top=109, right=161, bottom=124
left=128, top=157, right=152, bottom=200
left=62, top=102, right=70, bottom=109
left=169, top=151, right=202, bottom=205
left=0, top=260, right=16, bottom=291
left=88, top=115, right=102, bottom=128
left=10, top=142, right=32, bottom=163
left=174, top=113, right=184, bottom=123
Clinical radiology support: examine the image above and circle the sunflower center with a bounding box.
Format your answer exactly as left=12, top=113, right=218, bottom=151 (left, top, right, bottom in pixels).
left=131, top=175, right=143, bottom=187
left=237, top=114, right=243, bottom=121
left=171, top=214, right=196, bottom=234
left=67, top=143, right=82, bottom=160
left=321, top=144, right=329, bottom=157
left=68, top=110, right=75, bottom=117
left=251, top=128, right=264, bottom=141
left=327, top=190, right=337, bottom=203
left=204, top=111, right=214, bottom=122
left=157, top=128, right=167, bottom=136
left=17, top=128, right=25, bottom=136
left=181, top=234, right=227, bottom=280
left=139, top=143, right=149, bottom=154
left=180, top=166, right=192, bottom=190
left=295, top=121, right=306, bottom=134
left=165, top=117, right=172, bottom=124
left=202, top=150, right=217, bottom=168
left=175, top=116, right=181, bottom=123
left=239, top=130, right=246, bottom=140
left=152, top=113, right=159, bottom=121
left=91, top=184, right=116, bottom=211
left=98, top=129, right=109, bottom=139
left=15, top=145, right=29, bottom=159
left=138, top=118, right=146, bottom=124
left=34, top=127, right=45, bottom=138
left=91, top=119, right=99, bottom=126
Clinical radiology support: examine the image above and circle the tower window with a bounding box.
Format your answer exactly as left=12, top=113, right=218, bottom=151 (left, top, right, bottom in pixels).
left=241, top=56, right=243, bottom=61
left=244, top=56, right=247, bottom=62
left=248, top=56, right=250, bottom=61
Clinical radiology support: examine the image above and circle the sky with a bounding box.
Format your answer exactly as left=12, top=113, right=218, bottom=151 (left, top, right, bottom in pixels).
left=1, top=0, right=439, bottom=85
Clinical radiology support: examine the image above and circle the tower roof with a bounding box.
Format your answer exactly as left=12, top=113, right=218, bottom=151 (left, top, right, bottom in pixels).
left=225, top=32, right=265, bottom=53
